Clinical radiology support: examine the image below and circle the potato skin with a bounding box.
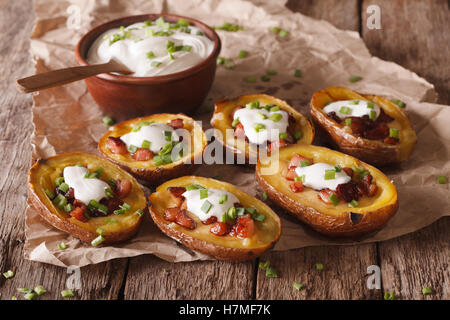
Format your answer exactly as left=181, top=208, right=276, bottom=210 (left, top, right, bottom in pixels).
left=211, top=94, right=315, bottom=164
left=256, top=144, right=399, bottom=237
left=310, top=87, right=417, bottom=166
left=149, top=176, right=281, bottom=261
left=28, top=152, right=146, bottom=244
left=98, top=113, right=207, bottom=185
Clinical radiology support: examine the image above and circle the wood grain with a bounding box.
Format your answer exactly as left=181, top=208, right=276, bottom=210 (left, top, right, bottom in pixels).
left=361, top=0, right=450, bottom=300
left=0, top=0, right=127, bottom=300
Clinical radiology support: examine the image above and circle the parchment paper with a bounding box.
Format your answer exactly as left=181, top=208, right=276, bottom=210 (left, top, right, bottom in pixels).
left=24, top=0, right=450, bottom=267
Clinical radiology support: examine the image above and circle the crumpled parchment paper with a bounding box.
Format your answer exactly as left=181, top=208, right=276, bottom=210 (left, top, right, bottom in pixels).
left=24, top=0, right=449, bottom=267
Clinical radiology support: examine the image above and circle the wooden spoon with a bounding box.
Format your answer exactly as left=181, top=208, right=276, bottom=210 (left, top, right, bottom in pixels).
left=16, top=59, right=133, bottom=93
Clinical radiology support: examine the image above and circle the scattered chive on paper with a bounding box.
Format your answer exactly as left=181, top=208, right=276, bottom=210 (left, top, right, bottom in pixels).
left=349, top=75, right=362, bottom=83
left=261, top=75, right=270, bottom=82
left=422, top=286, right=433, bottom=295
left=262, top=192, right=268, bottom=201
left=61, top=289, right=75, bottom=298
left=315, top=263, right=324, bottom=271
left=391, top=99, right=406, bottom=108
left=294, top=69, right=302, bottom=78
left=34, top=285, right=47, bottom=296
left=259, top=260, right=270, bottom=270
left=102, top=116, right=115, bottom=126
left=265, top=266, right=278, bottom=278
left=266, top=69, right=277, bottom=76
left=3, top=270, right=14, bottom=279
left=58, top=242, right=67, bottom=250
left=293, top=282, right=304, bottom=291
left=238, top=50, right=248, bottom=58
left=437, top=176, right=447, bottom=184
left=244, top=76, right=257, bottom=83
left=384, top=290, right=395, bottom=300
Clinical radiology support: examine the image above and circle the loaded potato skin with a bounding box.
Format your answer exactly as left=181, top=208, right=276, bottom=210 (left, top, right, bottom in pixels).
left=99, top=113, right=207, bottom=185
left=149, top=176, right=281, bottom=261
left=211, top=94, right=315, bottom=163
left=28, top=152, right=146, bottom=244
left=256, top=144, right=398, bottom=237
left=310, top=86, right=417, bottom=166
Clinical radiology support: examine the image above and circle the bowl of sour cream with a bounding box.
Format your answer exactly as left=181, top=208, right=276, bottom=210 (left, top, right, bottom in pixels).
left=75, top=14, right=221, bottom=120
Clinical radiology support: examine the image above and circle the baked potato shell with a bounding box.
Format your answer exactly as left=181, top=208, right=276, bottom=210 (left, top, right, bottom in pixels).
left=211, top=94, right=314, bottom=163
left=99, top=113, right=207, bottom=184
left=256, top=144, right=398, bottom=237
left=28, top=152, right=146, bottom=244
left=310, top=86, right=417, bottom=166
left=149, top=176, right=281, bottom=261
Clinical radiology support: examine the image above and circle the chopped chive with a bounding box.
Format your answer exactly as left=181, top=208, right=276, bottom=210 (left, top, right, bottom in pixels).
left=294, top=69, right=302, bottom=78
left=58, top=242, right=67, bottom=250
left=244, top=76, right=257, bottom=83
left=201, top=200, right=212, bottom=213
left=159, top=142, right=174, bottom=155
left=141, top=140, right=151, bottom=149
left=254, top=123, right=266, bottom=132
left=102, top=116, right=115, bottom=126
left=389, top=128, right=399, bottom=139
left=146, top=51, right=156, bottom=59
left=349, top=100, right=359, bottom=105
left=218, top=194, right=228, bottom=204
left=367, top=102, right=375, bottom=109
left=293, top=282, right=304, bottom=291
left=270, top=106, right=280, bottom=112
left=265, top=266, right=278, bottom=278
left=294, top=176, right=301, bottom=182
left=300, top=160, right=310, bottom=167
left=261, top=75, right=270, bottom=82
left=199, top=188, right=208, bottom=199
left=55, top=177, right=64, bottom=186
left=44, top=189, right=55, bottom=200
left=221, top=213, right=228, bottom=223
left=345, top=118, right=352, bottom=126
left=324, top=169, right=336, bottom=180
left=252, top=212, right=266, bottom=222
left=329, top=193, right=339, bottom=206
left=266, top=69, right=277, bottom=76
left=24, top=292, right=36, bottom=300
left=196, top=30, right=204, bottom=36
left=369, top=110, right=377, bottom=120
left=294, top=131, right=302, bottom=140
left=315, top=263, right=324, bottom=270
left=58, top=182, right=69, bottom=193
left=384, top=290, right=396, bottom=300
left=270, top=27, right=280, bottom=34
left=348, top=200, right=359, bottom=208
left=269, top=113, right=282, bottom=122
left=151, top=61, right=162, bottom=67
left=17, top=288, right=33, bottom=294
left=63, top=203, right=73, bottom=213
left=238, top=50, right=248, bottom=58
left=164, top=130, right=173, bottom=141
left=61, top=289, right=75, bottom=298
left=236, top=207, right=245, bottom=216
left=216, top=57, right=225, bottom=65
left=339, top=106, right=351, bottom=114
left=34, top=285, right=47, bottom=296
left=143, top=20, right=152, bottom=27
left=231, top=118, right=240, bottom=128
left=279, top=132, right=288, bottom=140
left=262, top=192, right=268, bottom=201
left=3, top=270, right=14, bottom=279
left=334, top=165, right=342, bottom=172
left=96, top=227, right=105, bottom=235
left=245, top=208, right=256, bottom=214
left=349, top=75, right=362, bottom=83
left=278, top=29, right=289, bottom=38
left=91, top=235, right=105, bottom=247
left=246, top=101, right=260, bottom=109
left=298, top=175, right=306, bottom=183
left=437, top=176, right=447, bottom=184
left=422, top=286, right=433, bottom=295
left=257, top=112, right=268, bottom=120
left=227, top=206, right=237, bottom=220
left=153, top=154, right=173, bottom=166
left=259, top=260, right=270, bottom=269
left=391, top=99, right=406, bottom=108
left=135, top=209, right=145, bottom=217
left=186, top=184, right=205, bottom=190
left=11, top=296, right=17, bottom=300
left=121, top=203, right=131, bottom=211
left=176, top=18, right=190, bottom=27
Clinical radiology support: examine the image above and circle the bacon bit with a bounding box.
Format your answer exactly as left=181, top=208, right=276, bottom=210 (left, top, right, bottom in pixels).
left=289, top=181, right=304, bottom=193
left=231, top=105, right=243, bottom=118
left=342, top=167, right=354, bottom=178
left=115, top=179, right=132, bottom=199
left=202, top=216, right=218, bottom=225
left=367, top=183, right=378, bottom=196
left=230, top=214, right=255, bottom=239
left=167, top=186, right=186, bottom=197
left=288, top=153, right=314, bottom=169
left=101, top=197, right=123, bottom=215
left=69, top=206, right=88, bottom=222
left=363, top=123, right=389, bottom=140
left=318, top=189, right=338, bottom=204
left=132, top=148, right=153, bottom=161
left=284, top=168, right=297, bottom=181
left=107, top=136, right=128, bottom=155
left=180, top=199, right=188, bottom=210
left=347, top=117, right=364, bottom=135
left=376, top=108, right=394, bottom=124
left=234, top=123, right=246, bottom=140
left=73, top=199, right=87, bottom=211
left=328, top=111, right=342, bottom=123
left=383, top=137, right=399, bottom=145
left=65, top=188, right=74, bottom=201
left=163, top=207, right=196, bottom=230
left=168, top=118, right=184, bottom=129
left=283, top=132, right=295, bottom=144
left=268, top=139, right=287, bottom=152
left=336, top=181, right=361, bottom=202
left=210, top=222, right=229, bottom=236
left=357, top=174, right=378, bottom=197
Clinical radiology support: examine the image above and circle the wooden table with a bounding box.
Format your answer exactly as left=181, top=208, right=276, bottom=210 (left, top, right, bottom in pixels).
left=0, top=0, right=448, bottom=300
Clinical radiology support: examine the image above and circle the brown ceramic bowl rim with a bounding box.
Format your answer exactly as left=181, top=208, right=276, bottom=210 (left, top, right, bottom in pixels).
left=75, top=13, right=221, bottom=84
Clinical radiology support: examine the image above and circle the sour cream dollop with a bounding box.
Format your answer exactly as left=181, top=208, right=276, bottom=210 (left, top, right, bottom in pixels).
left=233, top=107, right=289, bottom=145
left=295, top=163, right=351, bottom=191
left=63, top=166, right=110, bottom=205
left=323, top=100, right=380, bottom=120
left=182, top=188, right=239, bottom=222
left=120, top=122, right=179, bottom=154
left=87, top=20, right=214, bottom=77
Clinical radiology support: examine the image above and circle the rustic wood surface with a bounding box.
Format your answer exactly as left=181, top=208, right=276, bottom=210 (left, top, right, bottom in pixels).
left=0, top=0, right=448, bottom=300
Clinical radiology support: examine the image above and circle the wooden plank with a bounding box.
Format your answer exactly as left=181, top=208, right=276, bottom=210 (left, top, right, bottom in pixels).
left=362, top=0, right=450, bottom=104
left=256, top=0, right=381, bottom=300
left=0, top=0, right=127, bottom=300
left=286, top=0, right=360, bottom=31
left=124, top=255, right=255, bottom=299
left=362, top=0, right=450, bottom=299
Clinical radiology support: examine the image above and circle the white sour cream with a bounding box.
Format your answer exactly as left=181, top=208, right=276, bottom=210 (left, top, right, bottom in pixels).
left=323, top=100, right=380, bottom=120
left=233, top=107, right=289, bottom=145
left=87, top=21, right=214, bottom=77
left=295, top=162, right=351, bottom=191
left=120, top=123, right=179, bottom=154
left=182, top=188, right=239, bottom=222
left=63, top=166, right=110, bottom=205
